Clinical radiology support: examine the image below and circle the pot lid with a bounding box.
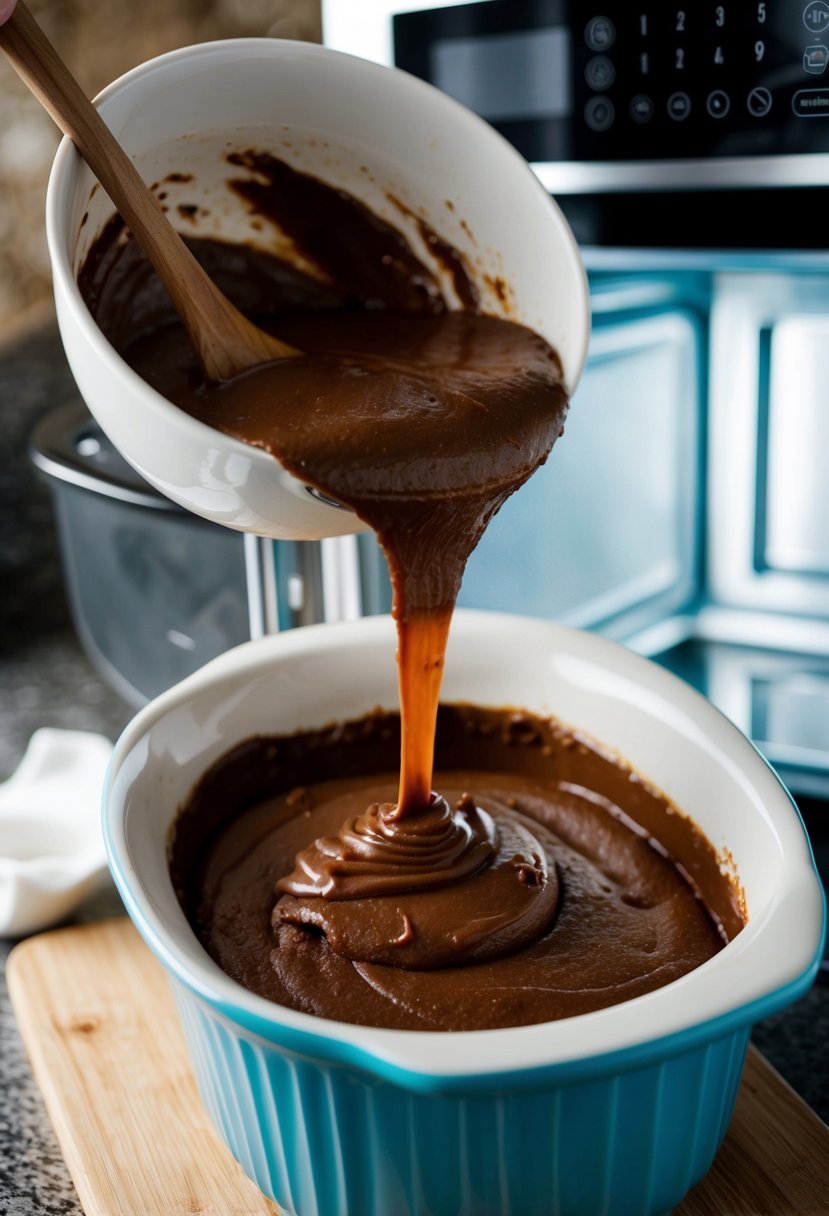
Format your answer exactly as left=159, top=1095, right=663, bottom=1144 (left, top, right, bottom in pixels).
left=30, top=402, right=179, bottom=512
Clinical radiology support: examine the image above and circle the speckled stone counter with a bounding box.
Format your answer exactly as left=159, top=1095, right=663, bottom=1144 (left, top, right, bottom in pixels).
left=0, top=319, right=827, bottom=1215
left=0, top=314, right=133, bottom=1216
left=0, top=636, right=127, bottom=1216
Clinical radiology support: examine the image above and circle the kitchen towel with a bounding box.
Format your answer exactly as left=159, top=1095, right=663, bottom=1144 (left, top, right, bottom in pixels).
left=0, top=728, right=112, bottom=937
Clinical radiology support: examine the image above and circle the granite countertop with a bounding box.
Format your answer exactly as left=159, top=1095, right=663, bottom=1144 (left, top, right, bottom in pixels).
left=0, top=319, right=827, bottom=1215
left=1, top=315, right=133, bottom=1216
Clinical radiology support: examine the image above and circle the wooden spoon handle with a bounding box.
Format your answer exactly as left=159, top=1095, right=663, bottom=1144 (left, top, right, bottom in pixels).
left=0, top=2, right=299, bottom=379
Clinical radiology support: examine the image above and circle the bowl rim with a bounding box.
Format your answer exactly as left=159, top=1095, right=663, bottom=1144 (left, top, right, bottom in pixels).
left=103, top=611, right=826, bottom=1092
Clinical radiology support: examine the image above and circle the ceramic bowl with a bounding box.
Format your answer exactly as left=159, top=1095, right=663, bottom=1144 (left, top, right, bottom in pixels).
left=103, top=612, right=825, bottom=1216
left=46, top=39, right=589, bottom=541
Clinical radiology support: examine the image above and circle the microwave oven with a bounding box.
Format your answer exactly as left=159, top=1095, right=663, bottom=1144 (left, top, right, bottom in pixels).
left=316, top=0, right=829, bottom=799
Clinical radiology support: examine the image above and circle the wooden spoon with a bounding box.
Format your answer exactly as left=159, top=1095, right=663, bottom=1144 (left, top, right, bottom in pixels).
left=0, top=2, right=301, bottom=381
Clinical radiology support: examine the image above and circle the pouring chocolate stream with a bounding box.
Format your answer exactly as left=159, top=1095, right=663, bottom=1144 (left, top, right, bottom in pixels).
left=82, top=150, right=569, bottom=963
left=87, top=151, right=738, bottom=1023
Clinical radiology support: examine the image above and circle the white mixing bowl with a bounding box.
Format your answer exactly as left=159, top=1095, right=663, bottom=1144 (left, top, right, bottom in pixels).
left=46, top=40, right=590, bottom=540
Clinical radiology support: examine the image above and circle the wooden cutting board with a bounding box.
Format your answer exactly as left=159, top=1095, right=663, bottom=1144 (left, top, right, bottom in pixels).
left=7, top=918, right=829, bottom=1216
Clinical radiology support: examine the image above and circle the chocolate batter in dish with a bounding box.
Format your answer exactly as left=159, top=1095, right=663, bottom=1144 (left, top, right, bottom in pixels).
left=170, top=706, right=743, bottom=1031
left=80, top=152, right=744, bottom=1032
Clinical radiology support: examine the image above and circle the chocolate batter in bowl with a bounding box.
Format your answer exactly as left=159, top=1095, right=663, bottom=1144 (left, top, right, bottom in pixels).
left=103, top=614, right=825, bottom=1216
left=46, top=38, right=589, bottom=540
left=171, top=701, right=741, bottom=1032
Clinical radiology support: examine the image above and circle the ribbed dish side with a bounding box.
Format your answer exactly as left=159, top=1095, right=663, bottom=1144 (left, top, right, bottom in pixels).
left=172, top=981, right=749, bottom=1216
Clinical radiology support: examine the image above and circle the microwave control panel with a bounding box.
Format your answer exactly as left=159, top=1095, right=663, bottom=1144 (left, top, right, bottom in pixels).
left=393, top=0, right=829, bottom=161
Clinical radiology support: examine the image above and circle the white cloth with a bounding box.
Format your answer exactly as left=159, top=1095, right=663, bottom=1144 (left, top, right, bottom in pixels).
left=0, top=728, right=113, bottom=937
